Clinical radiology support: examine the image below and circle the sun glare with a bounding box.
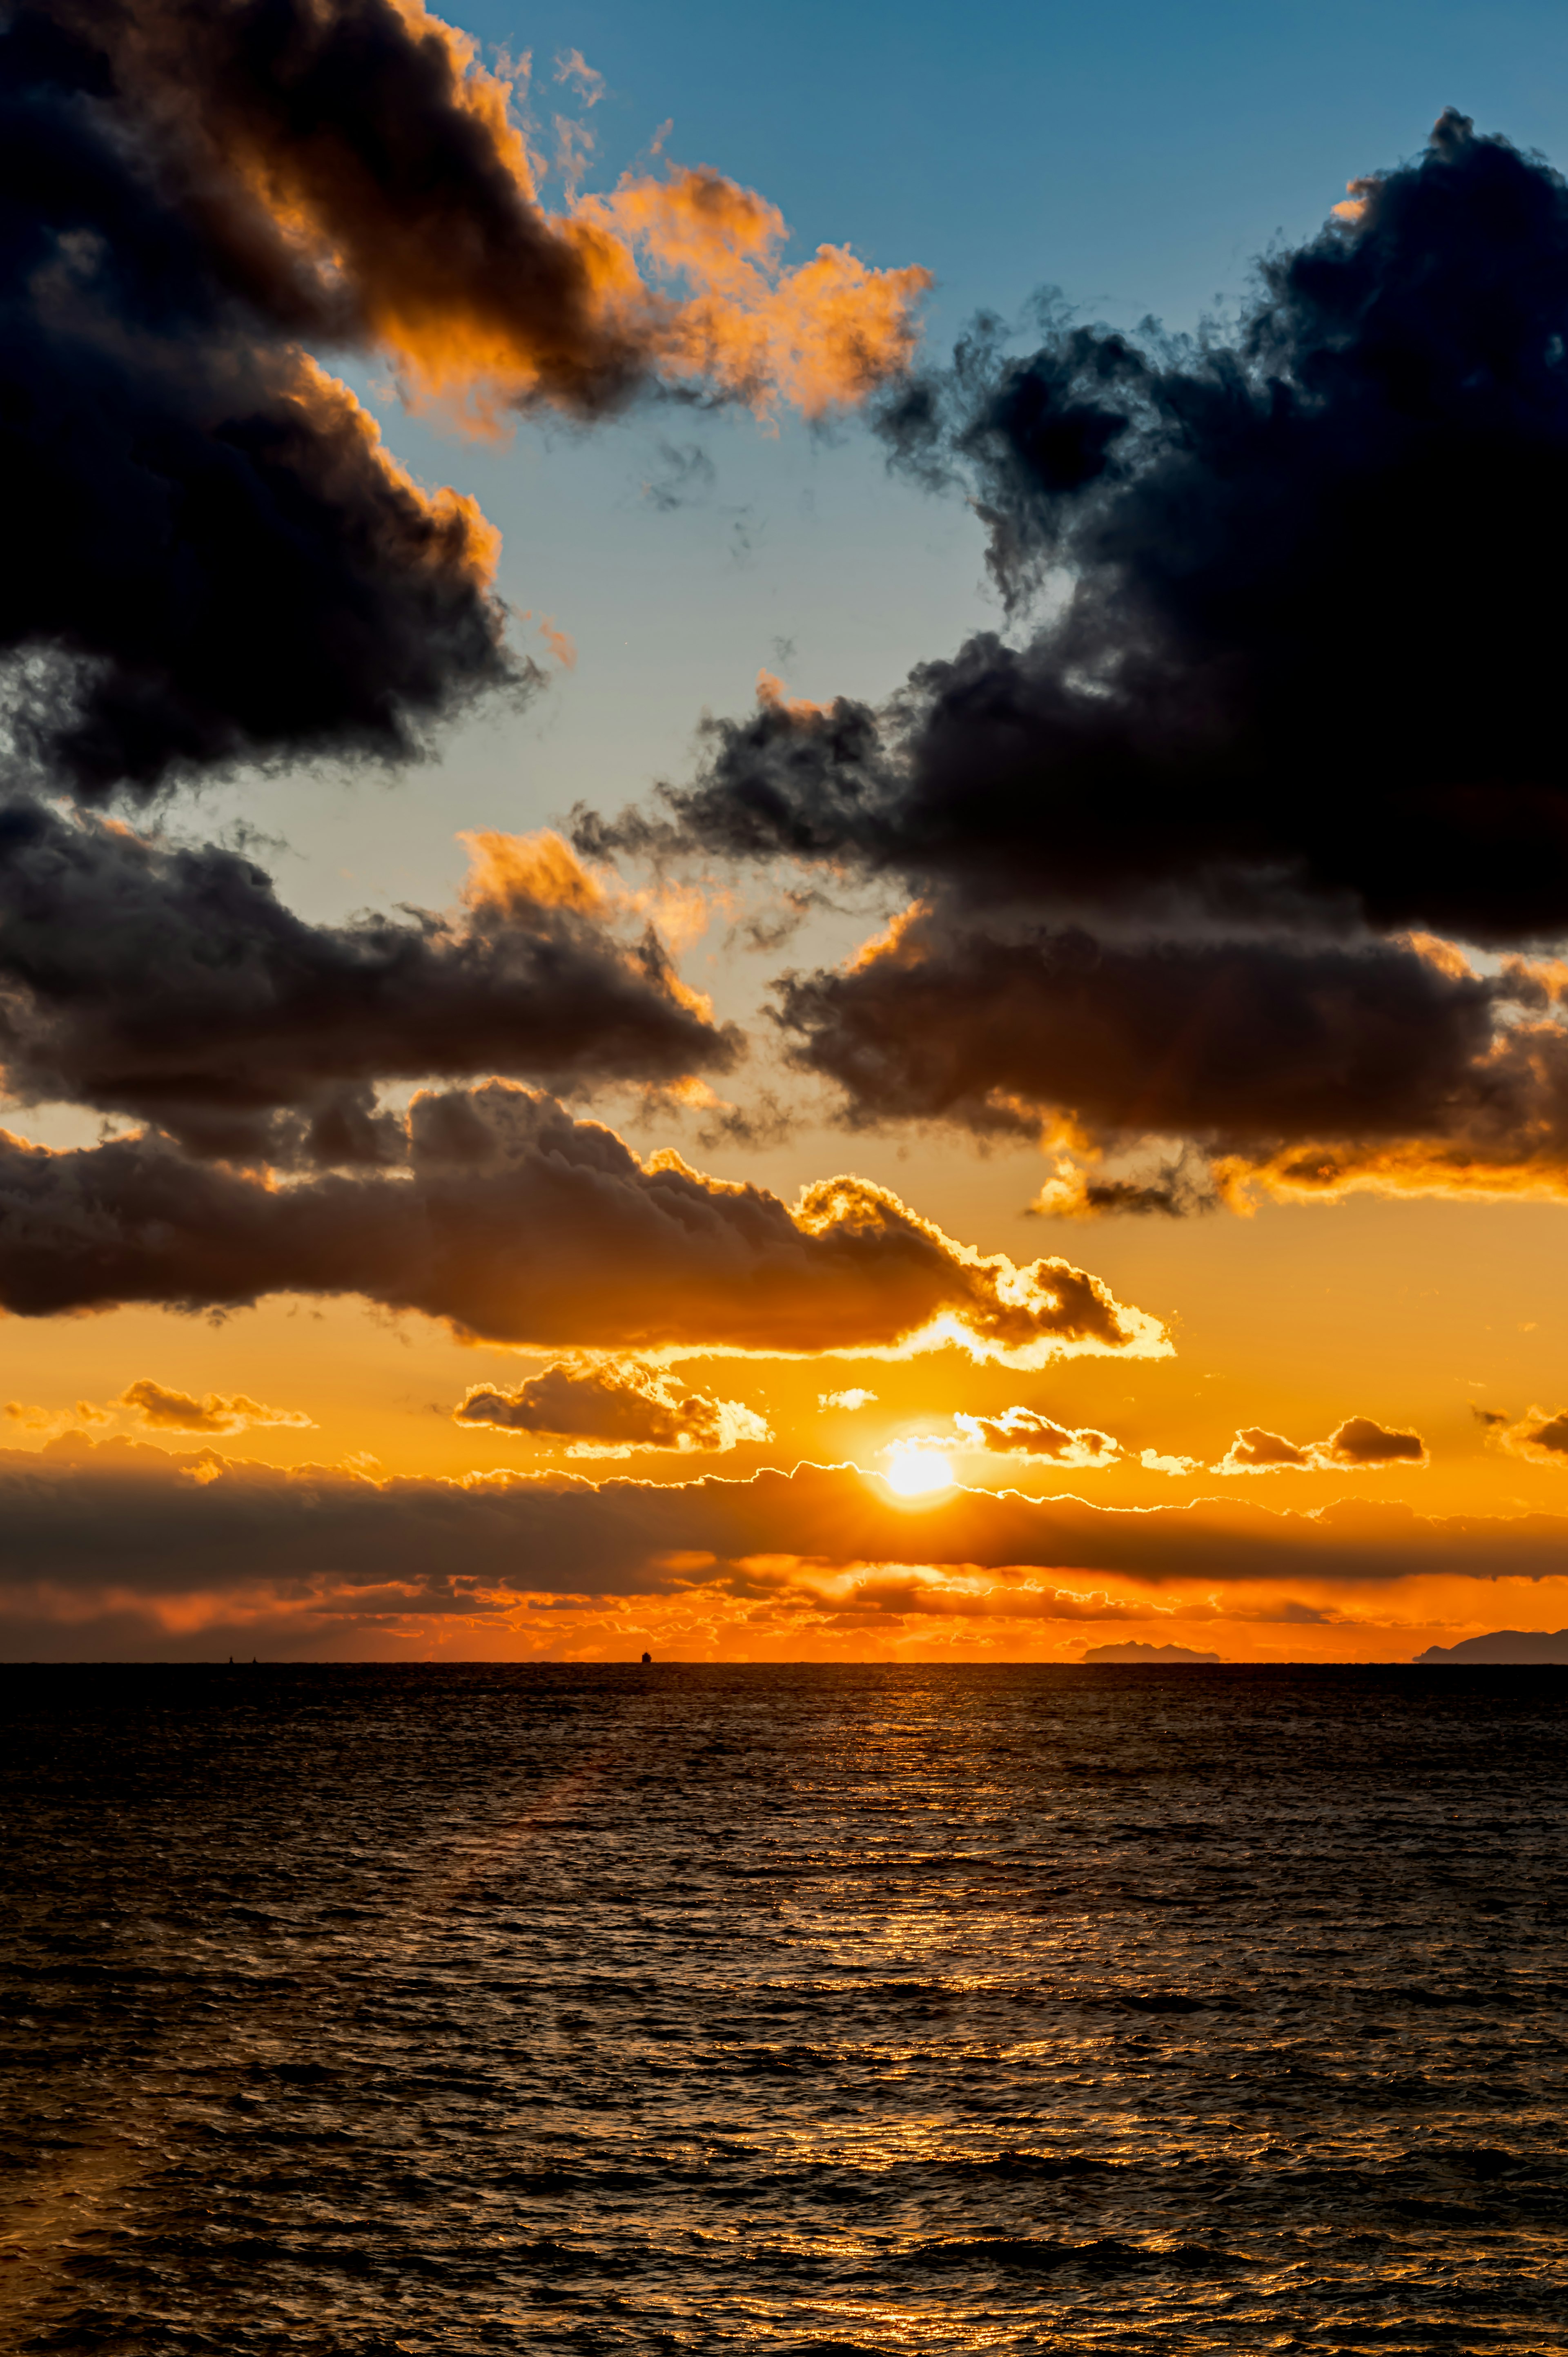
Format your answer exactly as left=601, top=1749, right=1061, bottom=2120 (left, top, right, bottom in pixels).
left=884, top=1445, right=956, bottom=1497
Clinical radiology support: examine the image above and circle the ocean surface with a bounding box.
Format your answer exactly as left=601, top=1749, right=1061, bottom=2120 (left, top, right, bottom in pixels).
left=2, top=1663, right=1565, bottom=2355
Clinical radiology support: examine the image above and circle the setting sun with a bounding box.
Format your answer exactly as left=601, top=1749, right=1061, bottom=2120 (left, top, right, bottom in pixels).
left=884, top=1444, right=956, bottom=1497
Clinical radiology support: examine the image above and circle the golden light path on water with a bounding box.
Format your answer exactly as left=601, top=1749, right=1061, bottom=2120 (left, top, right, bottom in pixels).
left=3, top=1662, right=1564, bottom=2352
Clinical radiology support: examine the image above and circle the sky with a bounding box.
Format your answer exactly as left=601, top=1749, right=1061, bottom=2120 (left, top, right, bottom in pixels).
left=6, top=0, right=1568, bottom=1662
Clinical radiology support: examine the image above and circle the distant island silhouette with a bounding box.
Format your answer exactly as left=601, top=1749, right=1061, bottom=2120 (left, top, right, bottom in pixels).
left=1080, top=1641, right=1223, bottom=1665
left=1414, top=1628, right=1568, bottom=1664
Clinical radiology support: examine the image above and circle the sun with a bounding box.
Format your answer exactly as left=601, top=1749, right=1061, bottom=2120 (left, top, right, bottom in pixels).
left=884, top=1444, right=956, bottom=1497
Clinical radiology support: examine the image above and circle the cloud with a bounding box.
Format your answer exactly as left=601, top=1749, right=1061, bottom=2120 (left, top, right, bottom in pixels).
left=0, top=1084, right=1166, bottom=1358
left=1324, top=1416, right=1427, bottom=1467
left=553, top=48, right=606, bottom=108
left=454, top=1359, right=769, bottom=1455
left=642, top=440, right=717, bottom=512
left=119, top=1379, right=313, bottom=1434
left=766, top=907, right=1519, bottom=1150
left=0, top=809, right=741, bottom=1159
left=639, top=111, right=1568, bottom=938
left=953, top=1406, right=1120, bottom=1466
left=4, top=1446, right=1568, bottom=1657
left=1490, top=1407, right=1568, bottom=1465
left=1219, top=1427, right=1313, bottom=1472
left=1218, top=1417, right=1427, bottom=1472
left=44, top=0, right=927, bottom=426
left=5, top=1398, right=108, bottom=1433
left=819, top=1388, right=877, bottom=1411
left=1, top=0, right=926, bottom=799
left=578, top=115, right=1568, bottom=1205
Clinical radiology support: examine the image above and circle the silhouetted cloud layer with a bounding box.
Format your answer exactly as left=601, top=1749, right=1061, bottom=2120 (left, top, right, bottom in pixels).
left=0, top=1084, right=1164, bottom=1356
left=0, top=811, right=740, bottom=1157
left=2, top=1447, right=1564, bottom=1657
left=1, top=0, right=925, bottom=797
left=455, top=1359, right=770, bottom=1455
left=585, top=115, right=1568, bottom=1204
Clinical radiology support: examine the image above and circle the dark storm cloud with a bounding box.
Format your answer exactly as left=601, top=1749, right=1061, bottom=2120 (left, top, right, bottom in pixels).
left=0, top=807, right=741, bottom=1159
left=455, top=1359, right=768, bottom=1454
left=769, top=914, right=1510, bottom=1152
left=0, top=1083, right=1163, bottom=1356
left=1, top=0, right=925, bottom=800
left=0, top=1, right=516, bottom=798
left=618, top=112, right=1568, bottom=946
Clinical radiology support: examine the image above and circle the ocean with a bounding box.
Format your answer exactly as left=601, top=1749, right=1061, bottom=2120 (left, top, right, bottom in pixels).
left=3, top=1663, right=1564, bottom=2353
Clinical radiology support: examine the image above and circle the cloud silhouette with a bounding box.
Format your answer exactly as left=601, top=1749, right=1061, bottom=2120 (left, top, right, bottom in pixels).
left=1217, top=1417, right=1427, bottom=1472
left=455, top=1360, right=770, bottom=1455
left=120, top=1379, right=313, bottom=1434
left=0, top=0, right=926, bottom=799
left=582, top=115, right=1568, bottom=1204
left=0, top=1084, right=1165, bottom=1358
left=0, top=809, right=741, bottom=1159
left=1490, top=1407, right=1568, bottom=1464
left=2, top=1447, right=1565, bottom=1657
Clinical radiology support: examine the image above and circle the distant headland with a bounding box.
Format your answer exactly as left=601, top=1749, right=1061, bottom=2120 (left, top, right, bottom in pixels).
left=1414, top=1629, right=1568, bottom=1664
left=1080, top=1641, right=1223, bottom=1665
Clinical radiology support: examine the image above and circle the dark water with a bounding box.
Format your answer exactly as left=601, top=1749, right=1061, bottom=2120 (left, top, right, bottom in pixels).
left=3, top=1665, right=1566, bottom=2354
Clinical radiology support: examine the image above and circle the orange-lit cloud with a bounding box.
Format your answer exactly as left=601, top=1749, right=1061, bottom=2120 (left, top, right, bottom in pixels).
left=7, top=1445, right=1568, bottom=1661
left=0, top=1087, right=1166, bottom=1361
left=953, top=1407, right=1120, bottom=1467
left=0, top=810, right=743, bottom=1162
left=455, top=1359, right=770, bottom=1456
left=73, top=0, right=927, bottom=430
left=1217, top=1417, right=1428, bottom=1474
left=1489, top=1408, right=1568, bottom=1467
left=119, top=1380, right=314, bottom=1436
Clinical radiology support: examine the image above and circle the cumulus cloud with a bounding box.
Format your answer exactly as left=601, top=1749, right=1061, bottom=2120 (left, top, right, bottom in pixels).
left=579, top=115, right=1568, bottom=1206
left=0, top=1083, right=1165, bottom=1358
left=0, top=0, right=925, bottom=800
left=953, top=1406, right=1120, bottom=1466
left=2, top=1445, right=1566, bottom=1657
left=120, top=1379, right=313, bottom=1434
left=454, top=1359, right=770, bottom=1455
left=0, top=809, right=741, bottom=1159
left=819, top=1388, right=877, bottom=1411
left=634, top=114, right=1568, bottom=938
left=1218, top=1417, right=1427, bottom=1472
left=1325, top=1416, right=1428, bottom=1467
